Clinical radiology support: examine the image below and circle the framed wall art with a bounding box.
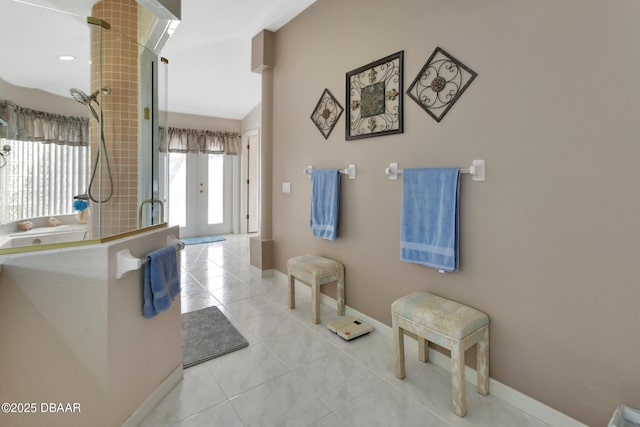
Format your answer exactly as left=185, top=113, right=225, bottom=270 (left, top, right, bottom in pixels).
left=346, top=51, right=403, bottom=140
left=406, top=47, right=477, bottom=123
left=310, top=88, right=343, bottom=139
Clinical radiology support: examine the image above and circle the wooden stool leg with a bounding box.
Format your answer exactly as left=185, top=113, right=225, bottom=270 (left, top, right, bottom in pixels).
left=393, top=317, right=406, bottom=379
left=312, top=282, right=320, bottom=324
left=336, top=274, right=345, bottom=315
left=451, top=341, right=467, bottom=417
left=477, top=326, right=490, bottom=395
left=418, top=337, right=429, bottom=363
left=288, top=275, right=295, bottom=309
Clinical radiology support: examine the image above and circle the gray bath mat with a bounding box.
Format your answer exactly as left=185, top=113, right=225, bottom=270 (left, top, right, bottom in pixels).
left=182, top=306, right=249, bottom=368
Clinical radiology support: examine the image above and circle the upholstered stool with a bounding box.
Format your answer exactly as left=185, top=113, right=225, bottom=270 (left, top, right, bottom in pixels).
left=391, top=291, right=489, bottom=417
left=287, top=255, right=345, bottom=324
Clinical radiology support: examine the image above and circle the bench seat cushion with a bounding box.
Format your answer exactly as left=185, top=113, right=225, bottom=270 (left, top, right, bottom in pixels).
left=391, top=291, right=488, bottom=340
left=287, top=255, right=343, bottom=285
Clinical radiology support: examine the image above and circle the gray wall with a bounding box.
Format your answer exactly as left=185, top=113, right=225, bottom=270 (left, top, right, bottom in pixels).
left=270, top=0, right=640, bottom=425
left=242, top=102, right=261, bottom=134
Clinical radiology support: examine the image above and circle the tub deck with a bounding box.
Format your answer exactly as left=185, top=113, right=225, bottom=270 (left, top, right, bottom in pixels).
left=0, top=224, right=88, bottom=249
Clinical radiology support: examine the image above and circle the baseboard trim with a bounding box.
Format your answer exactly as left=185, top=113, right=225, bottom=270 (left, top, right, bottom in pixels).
left=249, top=265, right=274, bottom=277
left=121, top=365, right=184, bottom=427
left=274, top=269, right=586, bottom=427
left=427, top=350, right=586, bottom=427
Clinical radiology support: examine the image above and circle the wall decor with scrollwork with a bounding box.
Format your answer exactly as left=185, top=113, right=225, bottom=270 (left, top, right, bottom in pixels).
left=310, top=88, right=344, bottom=139
left=346, top=51, right=403, bottom=140
left=406, top=47, right=477, bottom=123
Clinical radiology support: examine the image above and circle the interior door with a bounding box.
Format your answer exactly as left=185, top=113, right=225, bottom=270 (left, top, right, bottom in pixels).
left=168, top=152, right=233, bottom=238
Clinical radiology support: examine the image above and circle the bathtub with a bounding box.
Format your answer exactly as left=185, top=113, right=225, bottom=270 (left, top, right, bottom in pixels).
left=0, top=225, right=182, bottom=427
left=0, top=224, right=88, bottom=249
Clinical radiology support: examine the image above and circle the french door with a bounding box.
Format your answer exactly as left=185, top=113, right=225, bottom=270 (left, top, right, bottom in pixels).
left=168, top=152, right=233, bottom=238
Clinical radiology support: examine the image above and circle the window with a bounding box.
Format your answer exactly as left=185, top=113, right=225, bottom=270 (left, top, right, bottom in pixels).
left=0, top=138, right=89, bottom=224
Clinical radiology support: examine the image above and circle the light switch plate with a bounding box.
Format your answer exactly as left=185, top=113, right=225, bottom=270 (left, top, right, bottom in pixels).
left=282, top=182, right=291, bottom=193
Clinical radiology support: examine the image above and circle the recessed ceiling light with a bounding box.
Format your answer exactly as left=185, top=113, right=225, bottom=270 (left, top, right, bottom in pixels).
left=58, top=55, right=75, bottom=61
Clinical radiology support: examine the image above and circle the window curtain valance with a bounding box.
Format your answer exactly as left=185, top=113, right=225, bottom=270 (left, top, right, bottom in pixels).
left=0, top=100, right=89, bottom=146
left=160, top=127, right=241, bottom=155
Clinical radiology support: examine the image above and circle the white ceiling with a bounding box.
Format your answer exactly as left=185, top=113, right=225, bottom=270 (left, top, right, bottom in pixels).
left=0, top=0, right=316, bottom=120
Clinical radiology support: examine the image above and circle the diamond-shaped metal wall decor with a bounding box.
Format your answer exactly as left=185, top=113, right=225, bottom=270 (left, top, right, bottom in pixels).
left=310, top=89, right=344, bottom=139
left=406, top=47, right=477, bottom=123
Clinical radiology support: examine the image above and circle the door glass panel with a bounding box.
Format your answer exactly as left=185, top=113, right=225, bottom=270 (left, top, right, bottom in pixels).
left=207, top=154, right=224, bottom=225
left=166, top=152, right=229, bottom=238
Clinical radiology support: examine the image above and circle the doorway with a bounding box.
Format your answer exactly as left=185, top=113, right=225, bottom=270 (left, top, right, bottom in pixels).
left=168, top=152, right=233, bottom=238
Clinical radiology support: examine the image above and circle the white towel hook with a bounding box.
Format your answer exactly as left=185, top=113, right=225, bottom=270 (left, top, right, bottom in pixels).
left=116, top=249, right=144, bottom=280
left=116, top=234, right=185, bottom=279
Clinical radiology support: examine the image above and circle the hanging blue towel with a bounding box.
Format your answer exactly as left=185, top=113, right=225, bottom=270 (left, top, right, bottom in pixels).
left=143, top=245, right=181, bottom=319
left=400, top=168, right=460, bottom=272
left=310, top=169, right=341, bottom=240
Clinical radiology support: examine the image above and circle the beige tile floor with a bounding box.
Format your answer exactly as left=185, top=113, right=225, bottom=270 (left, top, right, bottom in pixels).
left=140, top=234, right=549, bottom=427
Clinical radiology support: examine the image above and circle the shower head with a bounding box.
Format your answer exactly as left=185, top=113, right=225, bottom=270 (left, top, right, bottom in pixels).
left=69, top=87, right=100, bottom=121
left=70, top=87, right=111, bottom=104
left=69, top=88, right=94, bottom=105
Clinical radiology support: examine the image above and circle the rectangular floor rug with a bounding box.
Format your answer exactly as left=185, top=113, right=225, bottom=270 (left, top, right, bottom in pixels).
left=181, top=306, right=249, bottom=368
left=181, top=235, right=226, bottom=245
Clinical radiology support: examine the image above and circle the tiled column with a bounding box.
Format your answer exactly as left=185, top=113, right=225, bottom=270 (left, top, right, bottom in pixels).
left=89, top=0, right=139, bottom=238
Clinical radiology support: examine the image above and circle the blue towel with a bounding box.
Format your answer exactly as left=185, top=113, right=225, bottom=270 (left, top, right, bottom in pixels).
left=310, top=169, right=341, bottom=240
left=400, top=168, right=460, bottom=272
left=143, top=246, right=181, bottom=318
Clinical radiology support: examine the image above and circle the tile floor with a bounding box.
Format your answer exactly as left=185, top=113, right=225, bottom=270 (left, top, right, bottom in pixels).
left=140, top=234, right=549, bottom=427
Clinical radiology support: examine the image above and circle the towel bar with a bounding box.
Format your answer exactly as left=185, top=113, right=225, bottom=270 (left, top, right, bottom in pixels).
left=304, top=164, right=357, bottom=180
left=116, top=235, right=184, bottom=279
left=385, top=160, right=485, bottom=182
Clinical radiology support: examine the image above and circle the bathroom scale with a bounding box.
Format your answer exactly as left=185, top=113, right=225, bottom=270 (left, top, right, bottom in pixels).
left=327, top=316, right=374, bottom=341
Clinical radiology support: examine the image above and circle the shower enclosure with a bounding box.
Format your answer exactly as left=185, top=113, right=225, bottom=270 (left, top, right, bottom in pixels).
left=0, top=3, right=182, bottom=426
left=0, top=9, right=170, bottom=251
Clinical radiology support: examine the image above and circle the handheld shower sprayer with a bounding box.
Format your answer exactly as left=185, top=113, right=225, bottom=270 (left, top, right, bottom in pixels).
left=69, top=88, right=94, bottom=104
left=69, top=87, right=111, bottom=121
left=69, top=86, right=113, bottom=203
left=69, top=87, right=111, bottom=103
